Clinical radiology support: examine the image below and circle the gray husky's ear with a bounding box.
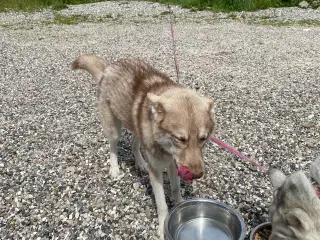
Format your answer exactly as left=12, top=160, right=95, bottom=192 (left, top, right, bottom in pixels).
left=269, top=168, right=286, bottom=189
left=285, top=208, right=311, bottom=232
left=147, top=93, right=164, bottom=123
left=310, top=156, right=320, bottom=183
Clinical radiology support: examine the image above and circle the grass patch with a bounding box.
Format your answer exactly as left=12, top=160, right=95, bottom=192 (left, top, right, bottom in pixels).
left=0, top=24, right=10, bottom=28
left=49, top=13, right=120, bottom=25
left=260, top=15, right=272, bottom=19
left=152, top=0, right=302, bottom=12
left=118, top=1, right=129, bottom=5
left=0, top=0, right=306, bottom=13
left=264, top=19, right=320, bottom=26
left=1, top=0, right=312, bottom=13
left=249, top=18, right=320, bottom=26
left=297, top=19, right=320, bottom=26
left=227, top=13, right=237, bottom=20
left=105, top=13, right=113, bottom=18
left=53, top=13, right=89, bottom=24
left=160, top=10, right=172, bottom=15
left=0, top=0, right=106, bottom=12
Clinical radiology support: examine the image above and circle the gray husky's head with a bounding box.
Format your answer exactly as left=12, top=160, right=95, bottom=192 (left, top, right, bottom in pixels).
left=268, top=166, right=320, bottom=240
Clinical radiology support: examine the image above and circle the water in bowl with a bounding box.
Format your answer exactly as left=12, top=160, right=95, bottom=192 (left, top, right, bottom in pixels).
left=176, top=217, right=233, bottom=240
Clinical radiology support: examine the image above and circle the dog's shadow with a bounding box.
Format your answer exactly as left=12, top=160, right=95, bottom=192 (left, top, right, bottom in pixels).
left=117, top=130, right=195, bottom=210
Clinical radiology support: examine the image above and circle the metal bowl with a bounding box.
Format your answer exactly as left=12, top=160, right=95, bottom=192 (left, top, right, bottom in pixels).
left=164, top=198, right=246, bottom=240
left=249, top=222, right=272, bottom=240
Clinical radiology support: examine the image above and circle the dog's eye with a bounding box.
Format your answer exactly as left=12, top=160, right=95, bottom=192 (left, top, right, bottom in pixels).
left=199, top=136, right=208, bottom=142
left=174, top=136, right=186, bottom=143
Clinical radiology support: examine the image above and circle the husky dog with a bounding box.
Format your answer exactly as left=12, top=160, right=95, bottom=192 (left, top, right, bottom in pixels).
left=268, top=157, right=320, bottom=240
left=71, top=54, right=215, bottom=239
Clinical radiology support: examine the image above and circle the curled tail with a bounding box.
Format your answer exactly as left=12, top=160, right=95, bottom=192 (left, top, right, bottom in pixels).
left=72, top=54, right=107, bottom=84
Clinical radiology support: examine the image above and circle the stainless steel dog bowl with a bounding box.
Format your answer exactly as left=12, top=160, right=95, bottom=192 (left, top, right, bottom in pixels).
left=164, top=198, right=246, bottom=240
left=249, top=222, right=272, bottom=240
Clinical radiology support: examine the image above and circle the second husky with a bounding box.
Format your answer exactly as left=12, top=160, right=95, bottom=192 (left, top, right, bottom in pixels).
left=268, top=156, right=320, bottom=240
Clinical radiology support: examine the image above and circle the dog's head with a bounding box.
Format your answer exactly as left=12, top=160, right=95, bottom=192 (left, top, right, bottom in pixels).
left=147, top=88, right=215, bottom=180
left=268, top=168, right=320, bottom=240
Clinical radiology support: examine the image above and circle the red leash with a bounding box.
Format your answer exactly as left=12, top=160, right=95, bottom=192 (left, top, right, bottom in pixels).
left=167, top=6, right=267, bottom=175
left=168, top=7, right=319, bottom=199
left=168, top=5, right=180, bottom=83
left=210, top=136, right=267, bottom=175
left=210, top=136, right=320, bottom=198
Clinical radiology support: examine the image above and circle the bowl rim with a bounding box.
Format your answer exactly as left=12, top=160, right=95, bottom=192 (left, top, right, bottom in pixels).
left=164, top=198, right=246, bottom=240
left=249, top=222, right=272, bottom=240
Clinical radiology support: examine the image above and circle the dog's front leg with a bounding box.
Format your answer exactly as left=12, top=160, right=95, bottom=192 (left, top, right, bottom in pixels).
left=147, top=157, right=168, bottom=240
left=168, top=162, right=183, bottom=203
left=131, top=135, right=147, bottom=172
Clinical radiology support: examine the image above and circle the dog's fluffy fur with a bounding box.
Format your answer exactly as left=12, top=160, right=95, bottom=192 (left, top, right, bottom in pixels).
left=268, top=157, right=320, bottom=240
left=72, top=54, right=215, bottom=239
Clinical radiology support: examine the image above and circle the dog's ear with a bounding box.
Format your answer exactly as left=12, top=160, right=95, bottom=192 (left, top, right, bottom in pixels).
left=285, top=208, right=311, bottom=233
left=269, top=168, right=286, bottom=189
left=147, top=93, right=161, bottom=104
left=310, top=156, right=320, bottom=184
left=205, top=98, right=214, bottom=111
left=147, top=93, right=165, bottom=123
left=205, top=98, right=215, bottom=119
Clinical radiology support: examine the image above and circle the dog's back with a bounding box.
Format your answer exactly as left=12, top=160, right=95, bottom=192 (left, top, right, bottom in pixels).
left=268, top=157, right=320, bottom=240
left=72, top=54, right=180, bottom=132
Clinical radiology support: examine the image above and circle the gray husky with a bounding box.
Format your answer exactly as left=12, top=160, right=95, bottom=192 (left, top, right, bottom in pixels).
left=268, top=157, right=320, bottom=240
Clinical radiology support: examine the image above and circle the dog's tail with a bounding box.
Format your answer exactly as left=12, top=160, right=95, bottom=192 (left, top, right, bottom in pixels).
left=71, top=54, right=107, bottom=84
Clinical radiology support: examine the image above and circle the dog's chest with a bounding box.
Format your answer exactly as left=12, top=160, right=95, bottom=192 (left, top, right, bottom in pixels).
left=147, top=146, right=174, bottom=168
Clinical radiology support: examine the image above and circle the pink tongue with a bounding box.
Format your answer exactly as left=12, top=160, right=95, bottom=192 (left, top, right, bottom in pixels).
left=178, top=166, right=193, bottom=183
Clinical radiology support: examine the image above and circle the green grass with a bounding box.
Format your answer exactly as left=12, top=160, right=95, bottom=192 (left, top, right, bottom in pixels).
left=0, top=0, right=316, bottom=13
left=260, top=19, right=320, bottom=26
left=159, top=10, right=172, bottom=15
left=49, top=12, right=119, bottom=24
left=0, top=0, right=106, bottom=12
left=52, top=13, right=89, bottom=24
left=227, top=13, right=237, bottom=20
left=260, top=15, right=272, bottom=19
left=0, top=24, right=10, bottom=28
left=152, top=0, right=302, bottom=12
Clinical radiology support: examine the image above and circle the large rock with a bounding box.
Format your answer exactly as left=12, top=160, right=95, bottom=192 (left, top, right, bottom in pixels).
left=299, top=1, right=310, bottom=8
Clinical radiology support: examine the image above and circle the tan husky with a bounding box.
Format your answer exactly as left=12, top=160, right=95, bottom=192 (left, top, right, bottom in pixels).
left=268, top=156, right=320, bottom=240
left=72, top=54, right=215, bottom=239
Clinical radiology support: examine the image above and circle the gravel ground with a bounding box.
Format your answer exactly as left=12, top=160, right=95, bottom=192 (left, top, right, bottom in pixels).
left=1, top=1, right=319, bottom=239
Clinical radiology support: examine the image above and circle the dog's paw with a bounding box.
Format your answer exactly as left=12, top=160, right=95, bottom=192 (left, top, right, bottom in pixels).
left=109, top=166, right=120, bottom=179
left=171, top=190, right=183, bottom=203
left=157, top=228, right=164, bottom=240
left=135, top=161, right=148, bottom=173
left=175, top=195, right=183, bottom=203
